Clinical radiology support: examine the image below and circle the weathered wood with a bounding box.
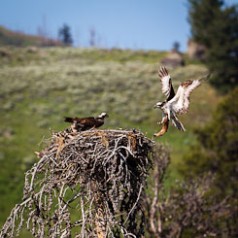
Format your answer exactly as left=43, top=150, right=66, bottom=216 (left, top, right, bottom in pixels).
left=1, top=129, right=154, bottom=238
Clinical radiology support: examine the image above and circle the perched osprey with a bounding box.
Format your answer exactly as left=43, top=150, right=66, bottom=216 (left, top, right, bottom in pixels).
left=64, top=112, right=109, bottom=132
left=154, top=66, right=204, bottom=137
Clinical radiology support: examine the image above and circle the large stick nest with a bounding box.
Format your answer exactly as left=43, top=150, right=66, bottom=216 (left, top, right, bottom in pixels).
left=1, top=129, right=154, bottom=238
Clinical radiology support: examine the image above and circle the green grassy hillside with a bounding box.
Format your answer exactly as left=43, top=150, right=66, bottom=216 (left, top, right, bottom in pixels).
left=0, top=47, right=221, bottom=231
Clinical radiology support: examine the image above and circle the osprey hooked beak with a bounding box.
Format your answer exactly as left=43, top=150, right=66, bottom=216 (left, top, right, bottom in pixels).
left=98, top=112, right=109, bottom=119
left=154, top=102, right=164, bottom=109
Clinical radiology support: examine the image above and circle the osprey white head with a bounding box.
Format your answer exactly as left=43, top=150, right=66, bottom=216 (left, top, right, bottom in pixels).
left=154, top=101, right=165, bottom=108
left=97, top=112, right=109, bottom=119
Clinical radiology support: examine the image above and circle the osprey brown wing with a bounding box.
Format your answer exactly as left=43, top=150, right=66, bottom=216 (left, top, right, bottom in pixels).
left=76, top=117, right=97, bottom=131
left=64, top=113, right=108, bottom=132
left=64, top=117, right=95, bottom=123
left=94, top=119, right=104, bottom=128
left=64, top=117, right=96, bottom=131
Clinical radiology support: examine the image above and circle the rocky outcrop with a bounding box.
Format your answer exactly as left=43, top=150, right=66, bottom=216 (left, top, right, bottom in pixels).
left=161, top=49, right=185, bottom=68
left=187, top=39, right=206, bottom=60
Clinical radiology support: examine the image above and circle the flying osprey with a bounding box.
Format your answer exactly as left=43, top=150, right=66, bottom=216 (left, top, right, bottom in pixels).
left=154, top=66, right=205, bottom=137
left=64, top=112, right=109, bottom=132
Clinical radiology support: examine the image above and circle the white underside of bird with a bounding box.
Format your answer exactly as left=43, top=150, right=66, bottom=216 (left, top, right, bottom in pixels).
left=154, top=66, right=204, bottom=136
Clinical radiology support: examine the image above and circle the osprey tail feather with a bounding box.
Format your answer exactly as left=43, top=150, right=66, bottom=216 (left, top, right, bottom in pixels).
left=64, top=117, right=74, bottom=123
left=170, top=112, right=186, bottom=131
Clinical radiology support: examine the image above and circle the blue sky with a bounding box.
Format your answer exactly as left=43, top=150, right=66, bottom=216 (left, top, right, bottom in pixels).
left=0, top=0, right=237, bottom=51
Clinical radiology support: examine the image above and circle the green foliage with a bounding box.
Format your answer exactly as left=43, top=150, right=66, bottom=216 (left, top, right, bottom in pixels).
left=188, top=0, right=238, bottom=93
left=146, top=146, right=237, bottom=238
left=180, top=88, right=238, bottom=197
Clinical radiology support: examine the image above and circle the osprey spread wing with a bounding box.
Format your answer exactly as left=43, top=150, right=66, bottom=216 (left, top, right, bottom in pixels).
left=154, top=66, right=203, bottom=137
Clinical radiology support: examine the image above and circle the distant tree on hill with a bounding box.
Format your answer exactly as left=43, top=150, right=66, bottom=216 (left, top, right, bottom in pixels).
left=58, top=24, right=73, bottom=46
left=172, top=41, right=180, bottom=52
left=188, top=0, right=238, bottom=93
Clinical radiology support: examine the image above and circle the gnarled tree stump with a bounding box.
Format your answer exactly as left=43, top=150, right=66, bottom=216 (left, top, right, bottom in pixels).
left=1, top=129, right=154, bottom=238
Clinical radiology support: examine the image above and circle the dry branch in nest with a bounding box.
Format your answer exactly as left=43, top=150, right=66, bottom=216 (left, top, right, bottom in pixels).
left=1, top=129, right=154, bottom=238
